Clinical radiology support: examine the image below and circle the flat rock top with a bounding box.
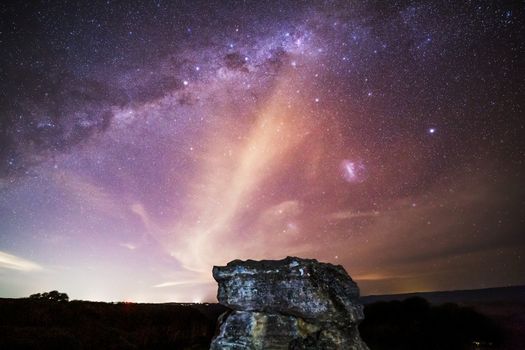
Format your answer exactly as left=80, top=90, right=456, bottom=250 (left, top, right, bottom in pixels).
left=213, top=256, right=350, bottom=281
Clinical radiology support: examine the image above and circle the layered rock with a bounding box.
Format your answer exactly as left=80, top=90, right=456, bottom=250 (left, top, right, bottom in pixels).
left=210, top=256, right=369, bottom=350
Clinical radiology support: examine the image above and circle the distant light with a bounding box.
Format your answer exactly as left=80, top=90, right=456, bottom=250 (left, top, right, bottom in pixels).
left=183, top=80, right=189, bottom=86
left=428, top=128, right=436, bottom=134
left=195, top=66, right=200, bottom=71
left=314, top=97, right=320, bottom=103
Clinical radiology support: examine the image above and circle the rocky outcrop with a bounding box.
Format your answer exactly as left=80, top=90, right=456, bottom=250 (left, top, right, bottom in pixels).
left=210, top=256, right=369, bottom=349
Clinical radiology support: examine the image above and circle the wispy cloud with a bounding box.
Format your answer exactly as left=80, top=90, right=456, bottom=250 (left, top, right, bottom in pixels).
left=0, top=251, right=43, bottom=271
left=327, top=210, right=380, bottom=221
left=153, top=280, right=210, bottom=288
left=119, top=242, right=137, bottom=251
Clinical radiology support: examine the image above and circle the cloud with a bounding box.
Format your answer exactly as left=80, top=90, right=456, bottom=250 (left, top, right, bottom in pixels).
left=0, top=251, right=43, bottom=271
left=119, top=243, right=137, bottom=251
left=327, top=209, right=380, bottom=221
left=153, top=280, right=210, bottom=288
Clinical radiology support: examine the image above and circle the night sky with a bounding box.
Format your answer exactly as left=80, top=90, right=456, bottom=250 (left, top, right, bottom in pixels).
left=0, top=1, right=523, bottom=303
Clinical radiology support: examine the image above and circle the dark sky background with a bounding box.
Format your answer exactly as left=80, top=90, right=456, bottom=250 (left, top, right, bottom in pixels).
left=0, top=0, right=523, bottom=302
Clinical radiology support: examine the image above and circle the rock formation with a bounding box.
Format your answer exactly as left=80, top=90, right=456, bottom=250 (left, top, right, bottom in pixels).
left=210, top=256, right=369, bottom=349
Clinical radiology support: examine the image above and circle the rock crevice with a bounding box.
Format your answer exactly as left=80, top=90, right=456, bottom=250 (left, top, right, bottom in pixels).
left=210, top=256, right=369, bottom=349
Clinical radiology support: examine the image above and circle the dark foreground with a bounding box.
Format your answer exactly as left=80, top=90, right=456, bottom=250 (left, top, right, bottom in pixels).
left=1, top=286, right=523, bottom=350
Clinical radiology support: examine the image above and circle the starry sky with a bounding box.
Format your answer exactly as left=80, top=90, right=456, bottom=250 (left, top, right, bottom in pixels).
left=0, top=1, right=524, bottom=303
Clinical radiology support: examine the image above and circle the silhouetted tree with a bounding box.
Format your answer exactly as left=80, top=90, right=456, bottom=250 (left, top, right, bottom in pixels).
left=29, top=290, right=69, bottom=302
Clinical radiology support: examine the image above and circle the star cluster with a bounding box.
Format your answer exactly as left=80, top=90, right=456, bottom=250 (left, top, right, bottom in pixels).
left=0, top=1, right=523, bottom=302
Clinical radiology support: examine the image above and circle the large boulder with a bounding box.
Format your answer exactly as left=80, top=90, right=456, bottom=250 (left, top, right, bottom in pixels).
left=210, top=257, right=369, bottom=350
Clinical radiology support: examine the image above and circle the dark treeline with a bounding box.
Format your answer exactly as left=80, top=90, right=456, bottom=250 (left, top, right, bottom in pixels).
left=359, top=297, right=503, bottom=350
left=0, top=297, right=227, bottom=349
left=0, top=295, right=505, bottom=349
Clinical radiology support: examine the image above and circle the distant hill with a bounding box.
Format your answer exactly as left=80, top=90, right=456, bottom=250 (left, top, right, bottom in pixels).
left=361, top=285, right=525, bottom=305
left=360, top=285, right=525, bottom=350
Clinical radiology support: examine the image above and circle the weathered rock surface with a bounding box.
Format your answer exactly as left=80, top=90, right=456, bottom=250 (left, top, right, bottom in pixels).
left=210, top=256, right=369, bottom=350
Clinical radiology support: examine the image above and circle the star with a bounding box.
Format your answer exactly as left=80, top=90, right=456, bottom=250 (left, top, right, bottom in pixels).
left=0, top=0, right=521, bottom=303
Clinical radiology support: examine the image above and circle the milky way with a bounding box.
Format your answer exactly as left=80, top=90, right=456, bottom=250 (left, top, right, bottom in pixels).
left=0, top=1, right=523, bottom=302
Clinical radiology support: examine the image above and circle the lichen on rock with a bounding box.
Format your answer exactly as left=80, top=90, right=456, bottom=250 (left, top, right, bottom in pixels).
left=210, top=256, right=369, bottom=349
